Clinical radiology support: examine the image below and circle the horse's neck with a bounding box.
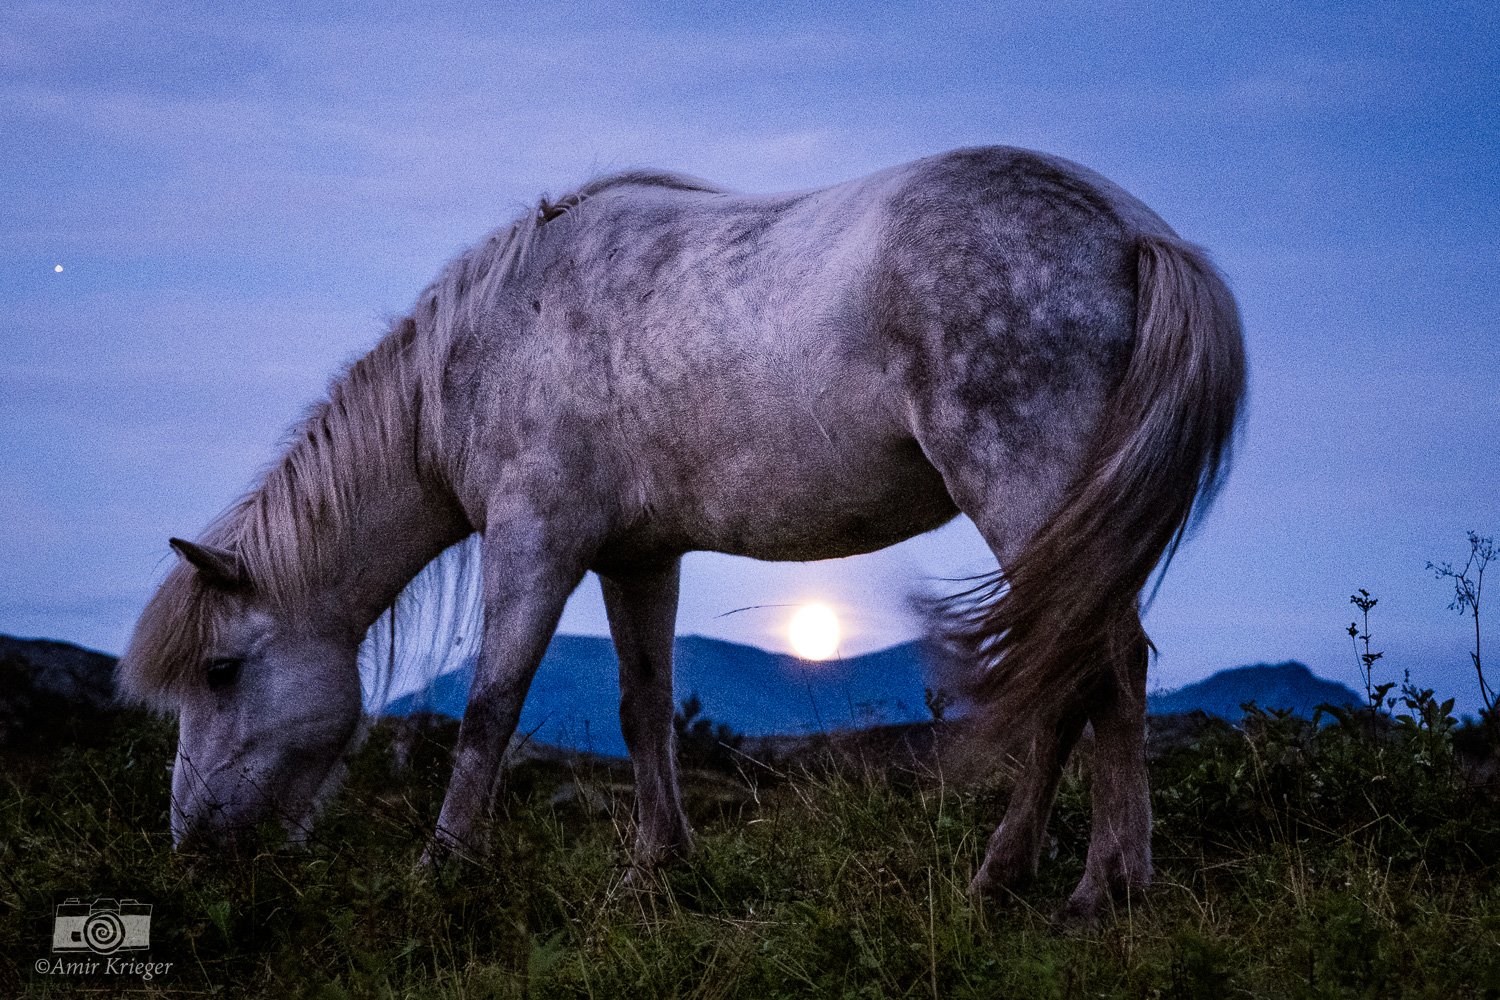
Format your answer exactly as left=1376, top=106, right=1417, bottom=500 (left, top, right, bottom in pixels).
left=256, top=317, right=477, bottom=640
left=328, top=471, right=470, bottom=636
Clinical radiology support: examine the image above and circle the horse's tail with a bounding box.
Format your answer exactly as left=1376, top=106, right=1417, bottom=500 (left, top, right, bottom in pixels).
left=942, top=233, right=1247, bottom=740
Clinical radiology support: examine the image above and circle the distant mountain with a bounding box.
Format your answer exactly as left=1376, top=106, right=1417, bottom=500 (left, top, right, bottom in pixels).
left=383, top=635, right=933, bottom=757
left=1148, top=661, right=1360, bottom=719
left=0, top=634, right=119, bottom=750
left=386, top=642, right=1363, bottom=755
left=0, top=630, right=1359, bottom=761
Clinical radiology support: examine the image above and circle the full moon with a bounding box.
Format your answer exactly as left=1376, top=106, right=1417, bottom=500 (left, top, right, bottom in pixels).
left=788, top=603, right=841, bottom=661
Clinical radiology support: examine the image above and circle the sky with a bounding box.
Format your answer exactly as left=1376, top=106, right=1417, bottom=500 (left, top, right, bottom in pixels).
left=2, top=1, right=1496, bottom=709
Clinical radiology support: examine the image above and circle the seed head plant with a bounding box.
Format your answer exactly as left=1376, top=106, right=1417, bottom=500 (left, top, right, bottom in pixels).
left=1429, top=531, right=1494, bottom=741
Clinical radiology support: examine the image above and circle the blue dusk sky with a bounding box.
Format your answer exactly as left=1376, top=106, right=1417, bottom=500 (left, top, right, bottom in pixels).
left=1, top=2, right=1496, bottom=706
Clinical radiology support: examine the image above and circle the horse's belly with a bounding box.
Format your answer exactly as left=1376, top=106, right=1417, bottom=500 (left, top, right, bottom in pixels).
left=683, top=440, right=959, bottom=561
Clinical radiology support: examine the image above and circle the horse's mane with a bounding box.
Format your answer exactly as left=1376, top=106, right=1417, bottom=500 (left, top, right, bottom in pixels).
left=118, top=170, right=723, bottom=707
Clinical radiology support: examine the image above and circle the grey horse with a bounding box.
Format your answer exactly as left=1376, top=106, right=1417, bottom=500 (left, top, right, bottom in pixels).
left=119, top=146, right=1245, bottom=922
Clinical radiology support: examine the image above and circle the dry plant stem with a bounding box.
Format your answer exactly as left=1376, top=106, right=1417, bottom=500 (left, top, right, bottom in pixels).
left=1429, top=532, right=1494, bottom=726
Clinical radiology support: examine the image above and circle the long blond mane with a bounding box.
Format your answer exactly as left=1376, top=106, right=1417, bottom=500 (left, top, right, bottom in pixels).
left=117, top=170, right=722, bottom=706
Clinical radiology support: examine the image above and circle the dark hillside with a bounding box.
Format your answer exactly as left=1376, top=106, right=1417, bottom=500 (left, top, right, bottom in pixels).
left=385, top=636, right=1362, bottom=754
left=1147, top=660, right=1360, bottom=718
left=0, top=634, right=120, bottom=753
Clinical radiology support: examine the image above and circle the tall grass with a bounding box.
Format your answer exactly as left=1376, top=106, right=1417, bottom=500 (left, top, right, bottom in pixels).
left=3, top=699, right=1498, bottom=998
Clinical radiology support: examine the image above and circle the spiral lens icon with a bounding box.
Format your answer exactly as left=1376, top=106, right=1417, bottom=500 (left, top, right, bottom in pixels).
left=83, top=911, right=126, bottom=954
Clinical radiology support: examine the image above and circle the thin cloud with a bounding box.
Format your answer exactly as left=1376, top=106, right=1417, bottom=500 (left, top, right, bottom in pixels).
left=1, top=1, right=1495, bottom=709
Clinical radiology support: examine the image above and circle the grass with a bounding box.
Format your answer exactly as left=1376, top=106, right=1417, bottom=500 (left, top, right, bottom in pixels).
left=2, top=706, right=1499, bottom=998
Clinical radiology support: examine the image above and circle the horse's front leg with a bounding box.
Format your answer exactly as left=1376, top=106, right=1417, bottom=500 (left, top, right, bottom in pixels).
left=601, top=559, right=693, bottom=868
left=424, top=517, right=589, bottom=863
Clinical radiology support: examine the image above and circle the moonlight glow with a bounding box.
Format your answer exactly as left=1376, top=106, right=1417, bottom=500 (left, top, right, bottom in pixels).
left=788, top=603, right=841, bottom=661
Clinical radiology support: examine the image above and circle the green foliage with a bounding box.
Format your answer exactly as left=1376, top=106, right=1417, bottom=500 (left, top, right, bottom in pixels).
left=1152, top=699, right=1495, bottom=872
left=674, top=692, right=746, bottom=773
left=924, top=686, right=954, bottom=723
left=3, top=703, right=1499, bottom=998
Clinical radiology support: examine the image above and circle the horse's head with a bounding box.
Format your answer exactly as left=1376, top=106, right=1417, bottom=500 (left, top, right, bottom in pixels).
left=120, top=537, right=364, bottom=851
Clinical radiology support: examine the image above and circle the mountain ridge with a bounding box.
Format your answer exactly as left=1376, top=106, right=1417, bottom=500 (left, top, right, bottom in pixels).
left=383, top=633, right=932, bottom=756
left=385, top=636, right=1363, bottom=756
left=1147, top=660, right=1360, bottom=719
left=0, top=634, right=1362, bottom=760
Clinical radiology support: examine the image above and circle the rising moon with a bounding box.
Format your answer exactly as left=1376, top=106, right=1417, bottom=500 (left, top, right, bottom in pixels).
left=788, top=603, right=841, bottom=661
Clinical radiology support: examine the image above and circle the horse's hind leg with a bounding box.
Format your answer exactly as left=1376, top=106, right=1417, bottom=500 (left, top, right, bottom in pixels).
left=913, top=421, right=1099, bottom=901
left=1058, top=616, right=1153, bottom=925
left=601, top=559, right=694, bottom=866
left=970, top=713, right=1085, bottom=899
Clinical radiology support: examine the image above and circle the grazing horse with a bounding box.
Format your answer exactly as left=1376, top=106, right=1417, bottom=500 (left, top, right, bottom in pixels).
left=118, top=146, right=1244, bottom=922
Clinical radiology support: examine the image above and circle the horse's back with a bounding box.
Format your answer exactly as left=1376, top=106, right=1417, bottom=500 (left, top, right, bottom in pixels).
left=454, top=149, right=1163, bottom=562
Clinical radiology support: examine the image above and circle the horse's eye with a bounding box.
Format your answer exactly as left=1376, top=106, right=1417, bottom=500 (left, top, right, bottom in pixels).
left=206, top=657, right=242, bottom=690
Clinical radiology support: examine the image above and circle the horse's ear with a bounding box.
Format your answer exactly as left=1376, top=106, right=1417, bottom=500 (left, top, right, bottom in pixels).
left=169, top=538, right=248, bottom=589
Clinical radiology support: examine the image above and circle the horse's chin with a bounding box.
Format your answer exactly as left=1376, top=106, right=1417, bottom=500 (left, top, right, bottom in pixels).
left=280, top=726, right=362, bottom=847
left=174, top=798, right=323, bottom=854
left=172, top=747, right=353, bottom=854
left=281, top=761, right=348, bottom=847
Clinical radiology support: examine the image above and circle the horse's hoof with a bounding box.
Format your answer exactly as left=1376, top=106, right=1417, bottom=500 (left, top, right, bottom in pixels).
left=968, top=854, right=1035, bottom=907
left=1053, top=875, right=1147, bottom=930
left=418, top=829, right=485, bottom=871
left=620, top=862, right=667, bottom=890
left=416, top=843, right=454, bottom=874
left=1051, top=894, right=1107, bottom=932
left=630, top=830, right=695, bottom=868
left=968, top=874, right=1027, bottom=911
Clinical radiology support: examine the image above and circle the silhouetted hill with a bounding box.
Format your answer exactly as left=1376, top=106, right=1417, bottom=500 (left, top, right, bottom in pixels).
left=1148, top=661, right=1360, bottom=719
left=0, top=631, right=1359, bottom=763
left=0, top=634, right=119, bottom=751
left=386, top=640, right=1360, bottom=755
left=383, top=635, right=932, bottom=756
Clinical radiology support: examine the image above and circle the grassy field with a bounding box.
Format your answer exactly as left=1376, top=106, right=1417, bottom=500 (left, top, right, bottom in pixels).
left=3, top=703, right=1499, bottom=998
